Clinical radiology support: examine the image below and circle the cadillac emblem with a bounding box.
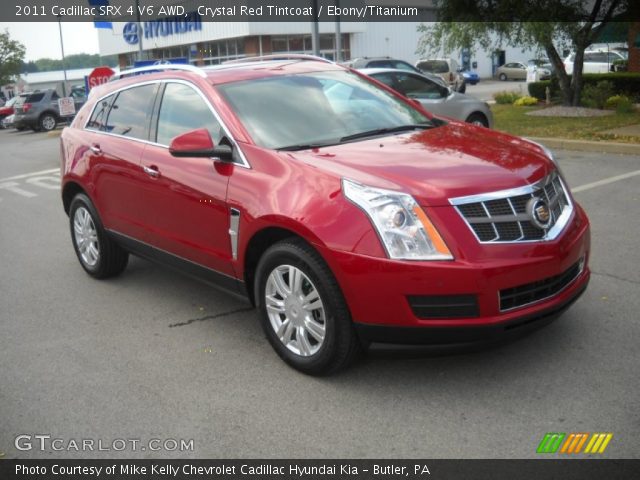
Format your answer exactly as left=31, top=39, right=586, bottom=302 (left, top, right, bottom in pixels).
left=527, top=197, right=551, bottom=229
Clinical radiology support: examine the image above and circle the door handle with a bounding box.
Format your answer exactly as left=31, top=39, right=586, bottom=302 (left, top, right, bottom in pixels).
left=89, top=144, right=101, bottom=154
left=143, top=165, right=160, bottom=178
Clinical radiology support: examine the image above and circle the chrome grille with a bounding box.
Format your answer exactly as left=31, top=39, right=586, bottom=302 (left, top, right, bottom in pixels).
left=450, top=172, right=573, bottom=243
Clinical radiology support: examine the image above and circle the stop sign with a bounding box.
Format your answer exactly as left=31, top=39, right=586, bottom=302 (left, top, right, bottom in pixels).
left=87, top=66, right=115, bottom=91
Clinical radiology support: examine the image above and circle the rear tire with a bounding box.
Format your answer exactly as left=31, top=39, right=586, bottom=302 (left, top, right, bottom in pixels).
left=255, top=238, right=361, bottom=375
left=39, top=113, right=57, bottom=132
left=69, top=193, right=128, bottom=279
left=499, top=73, right=507, bottom=81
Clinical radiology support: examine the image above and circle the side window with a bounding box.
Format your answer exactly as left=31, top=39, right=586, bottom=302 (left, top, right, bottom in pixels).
left=86, top=94, right=116, bottom=131
left=371, top=72, right=397, bottom=89
left=368, top=60, right=392, bottom=69
left=51, top=91, right=60, bottom=100
left=156, top=83, right=223, bottom=147
left=396, top=73, right=446, bottom=99
left=391, top=61, right=416, bottom=72
left=103, top=84, right=157, bottom=139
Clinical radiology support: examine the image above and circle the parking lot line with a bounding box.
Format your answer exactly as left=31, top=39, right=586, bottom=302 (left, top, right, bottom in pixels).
left=572, top=169, right=640, bottom=193
left=0, top=168, right=59, bottom=183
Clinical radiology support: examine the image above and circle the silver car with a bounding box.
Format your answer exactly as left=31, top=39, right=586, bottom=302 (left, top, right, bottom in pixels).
left=360, top=68, right=493, bottom=128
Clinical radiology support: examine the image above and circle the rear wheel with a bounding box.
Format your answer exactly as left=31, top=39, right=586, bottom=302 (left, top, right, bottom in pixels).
left=466, top=113, right=489, bottom=128
left=39, top=113, right=57, bottom=132
left=69, top=193, right=128, bottom=279
left=499, top=73, right=507, bottom=81
left=255, top=238, right=361, bottom=375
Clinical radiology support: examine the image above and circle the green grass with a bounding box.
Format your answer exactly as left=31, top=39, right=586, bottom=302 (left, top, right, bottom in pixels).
left=492, top=104, right=640, bottom=144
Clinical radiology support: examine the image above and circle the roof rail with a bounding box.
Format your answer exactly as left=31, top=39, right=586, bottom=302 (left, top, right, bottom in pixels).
left=223, top=54, right=333, bottom=65
left=112, top=64, right=207, bottom=80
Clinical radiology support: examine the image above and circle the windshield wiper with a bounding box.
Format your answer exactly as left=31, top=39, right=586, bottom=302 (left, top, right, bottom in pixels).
left=277, top=142, right=337, bottom=151
left=339, top=124, right=433, bottom=143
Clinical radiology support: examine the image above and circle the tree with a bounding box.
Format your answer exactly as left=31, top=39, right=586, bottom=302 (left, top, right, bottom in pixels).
left=417, top=0, right=630, bottom=105
left=0, top=30, right=26, bottom=86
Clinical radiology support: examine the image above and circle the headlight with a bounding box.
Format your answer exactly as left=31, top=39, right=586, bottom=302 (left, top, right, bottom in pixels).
left=342, top=179, right=453, bottom=261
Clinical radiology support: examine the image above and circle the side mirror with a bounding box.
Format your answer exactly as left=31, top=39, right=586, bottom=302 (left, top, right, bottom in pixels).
left=169, top=128, right=233, bottom=162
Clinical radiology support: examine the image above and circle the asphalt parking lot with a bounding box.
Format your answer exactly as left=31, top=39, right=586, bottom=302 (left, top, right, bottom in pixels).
left=0, top=127, right=639, bottom=459
left=465, top=79, right=527, bottom=102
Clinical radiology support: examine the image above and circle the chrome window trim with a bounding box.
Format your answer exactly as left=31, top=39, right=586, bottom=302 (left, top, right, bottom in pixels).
left=449, top=173, right=574, bottom=244
left=83, top=78, right=251, bottom=169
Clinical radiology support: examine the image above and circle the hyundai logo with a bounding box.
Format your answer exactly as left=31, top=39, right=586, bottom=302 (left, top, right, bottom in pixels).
left=527, top=197, right=551, bottom=230
left=123, top=22, right=139, bottom=45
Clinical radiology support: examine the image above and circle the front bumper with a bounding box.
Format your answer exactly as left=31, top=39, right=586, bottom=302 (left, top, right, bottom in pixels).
left=316, top=203, right=590, bottom=344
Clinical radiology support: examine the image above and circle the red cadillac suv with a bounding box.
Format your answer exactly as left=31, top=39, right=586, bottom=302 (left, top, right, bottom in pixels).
left=60, top=56, right=590, bottom=374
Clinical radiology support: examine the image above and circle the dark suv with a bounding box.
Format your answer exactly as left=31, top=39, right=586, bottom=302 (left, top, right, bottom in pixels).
left=13, top=89, right=84, bottom=132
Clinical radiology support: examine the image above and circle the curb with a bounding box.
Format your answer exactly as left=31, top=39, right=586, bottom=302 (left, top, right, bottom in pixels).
left=529, top=137, right=640, bottom=156
left=47, top=129, right=63, bottom=138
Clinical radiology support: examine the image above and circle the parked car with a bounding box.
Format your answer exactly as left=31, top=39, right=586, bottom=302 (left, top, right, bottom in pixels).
left=345, top=57, right=447, bottom=87
left=61, top=57, right=590, bottom=374
left=460, top=70, right=480, bottom=85
left=0, top=96, right=19, bottom=126
left=415, top=58, right=466, bottom=93
left=496, top=62, right=551, bottom=81
left=13, top=89, right=85, bottom=132
left=360, top=68, right=492, bottom=128
left=2, top=113, right=16, bottom=130
left=563, top=50, right=626, bottom=74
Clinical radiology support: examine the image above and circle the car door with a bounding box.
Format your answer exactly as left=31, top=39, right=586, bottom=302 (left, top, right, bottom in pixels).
left=137, top=81, right=235, bottom=278
left=85, top=83, right=159, bottom=240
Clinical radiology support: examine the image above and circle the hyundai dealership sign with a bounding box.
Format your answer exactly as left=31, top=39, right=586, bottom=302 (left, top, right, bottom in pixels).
left=123, top=12, right=202, bottom=45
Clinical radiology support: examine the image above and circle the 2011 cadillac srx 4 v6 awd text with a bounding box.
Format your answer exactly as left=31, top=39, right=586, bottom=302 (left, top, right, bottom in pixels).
left=60, top=56, right=590, bottom=374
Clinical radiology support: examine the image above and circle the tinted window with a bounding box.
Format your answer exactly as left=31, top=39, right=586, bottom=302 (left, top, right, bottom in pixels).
left=25, top=93, right=45, bottom=103
left=417, top=60, right=449, bottom=73
left=368, top=60, right=393, bottom=69
left=86, top=94, right=116, bottom=131
left=585, top=52, right=607, bottom=63
left=103, top=84, right=157, bottom=139
left=156, top=83, right=223, bottom=146
left=395, top=73, right=446, bottom=99
left=51, top=91, right=59, bottom=100
left=390, top=61, right=418, bottom=72
left=371, top=72, right=397, bottom=89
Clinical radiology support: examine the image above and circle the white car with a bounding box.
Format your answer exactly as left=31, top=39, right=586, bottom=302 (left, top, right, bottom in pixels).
left=563, top=50, right=626, bottom=74
left=360, top=68, right=493, bottom=128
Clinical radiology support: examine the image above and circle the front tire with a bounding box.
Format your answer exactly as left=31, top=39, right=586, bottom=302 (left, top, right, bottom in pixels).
left=255, top=238, right=361, bottom=375
left=69, top=193, right=128, bottom=279
left=466, top=113, right=489, bottom=128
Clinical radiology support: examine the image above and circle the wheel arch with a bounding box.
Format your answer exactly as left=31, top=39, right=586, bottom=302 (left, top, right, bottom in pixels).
left=62, top=181, right=87, bottom=215
left=242, top=226, right=322, bottom=307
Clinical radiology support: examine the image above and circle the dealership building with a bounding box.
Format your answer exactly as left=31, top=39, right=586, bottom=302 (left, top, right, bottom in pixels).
left=97, top=9, right=538, bottom=78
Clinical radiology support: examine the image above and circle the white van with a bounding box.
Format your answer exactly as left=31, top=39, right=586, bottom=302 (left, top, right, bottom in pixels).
left=563, top=50, right=626, bottom=74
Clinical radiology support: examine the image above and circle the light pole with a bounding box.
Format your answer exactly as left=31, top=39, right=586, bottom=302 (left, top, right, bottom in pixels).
left=57, top=18, right=68, bottom=96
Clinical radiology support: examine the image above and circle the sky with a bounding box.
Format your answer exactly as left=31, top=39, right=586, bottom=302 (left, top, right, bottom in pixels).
left=0, top=22, right=101, bottom=61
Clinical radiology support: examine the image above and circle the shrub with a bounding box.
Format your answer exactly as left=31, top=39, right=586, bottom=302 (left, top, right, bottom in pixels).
left=528, top=81, right=551, bottom=101
left=514, top=96, right=539, bottom=106
left=605, top=95, right=635, bottom=113
left=529, top=73, right=640, bottom=103
left=581, top=80, right=615, bottom=109
left=494, top=91, right=521, bottom=104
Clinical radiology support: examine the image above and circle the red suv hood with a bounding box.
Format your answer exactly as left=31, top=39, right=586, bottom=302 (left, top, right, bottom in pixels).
left=288, top=122, right=553, bottom=206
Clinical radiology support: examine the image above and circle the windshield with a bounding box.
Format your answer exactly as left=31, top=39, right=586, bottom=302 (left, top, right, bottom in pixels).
left=217, top=70, right=432, bottom=150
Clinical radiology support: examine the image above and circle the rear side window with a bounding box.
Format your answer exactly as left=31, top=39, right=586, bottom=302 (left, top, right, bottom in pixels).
left=25, top=93, right=45, bottom=103
left=367, top=60, right=393, bottom=69
left=103, top=84, right=157, bottom=139
left=86, top=94, right=116, bottom=131
left=417, top=60, right=449, bottom=73
left=155, top=83, right=222, bottom=146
